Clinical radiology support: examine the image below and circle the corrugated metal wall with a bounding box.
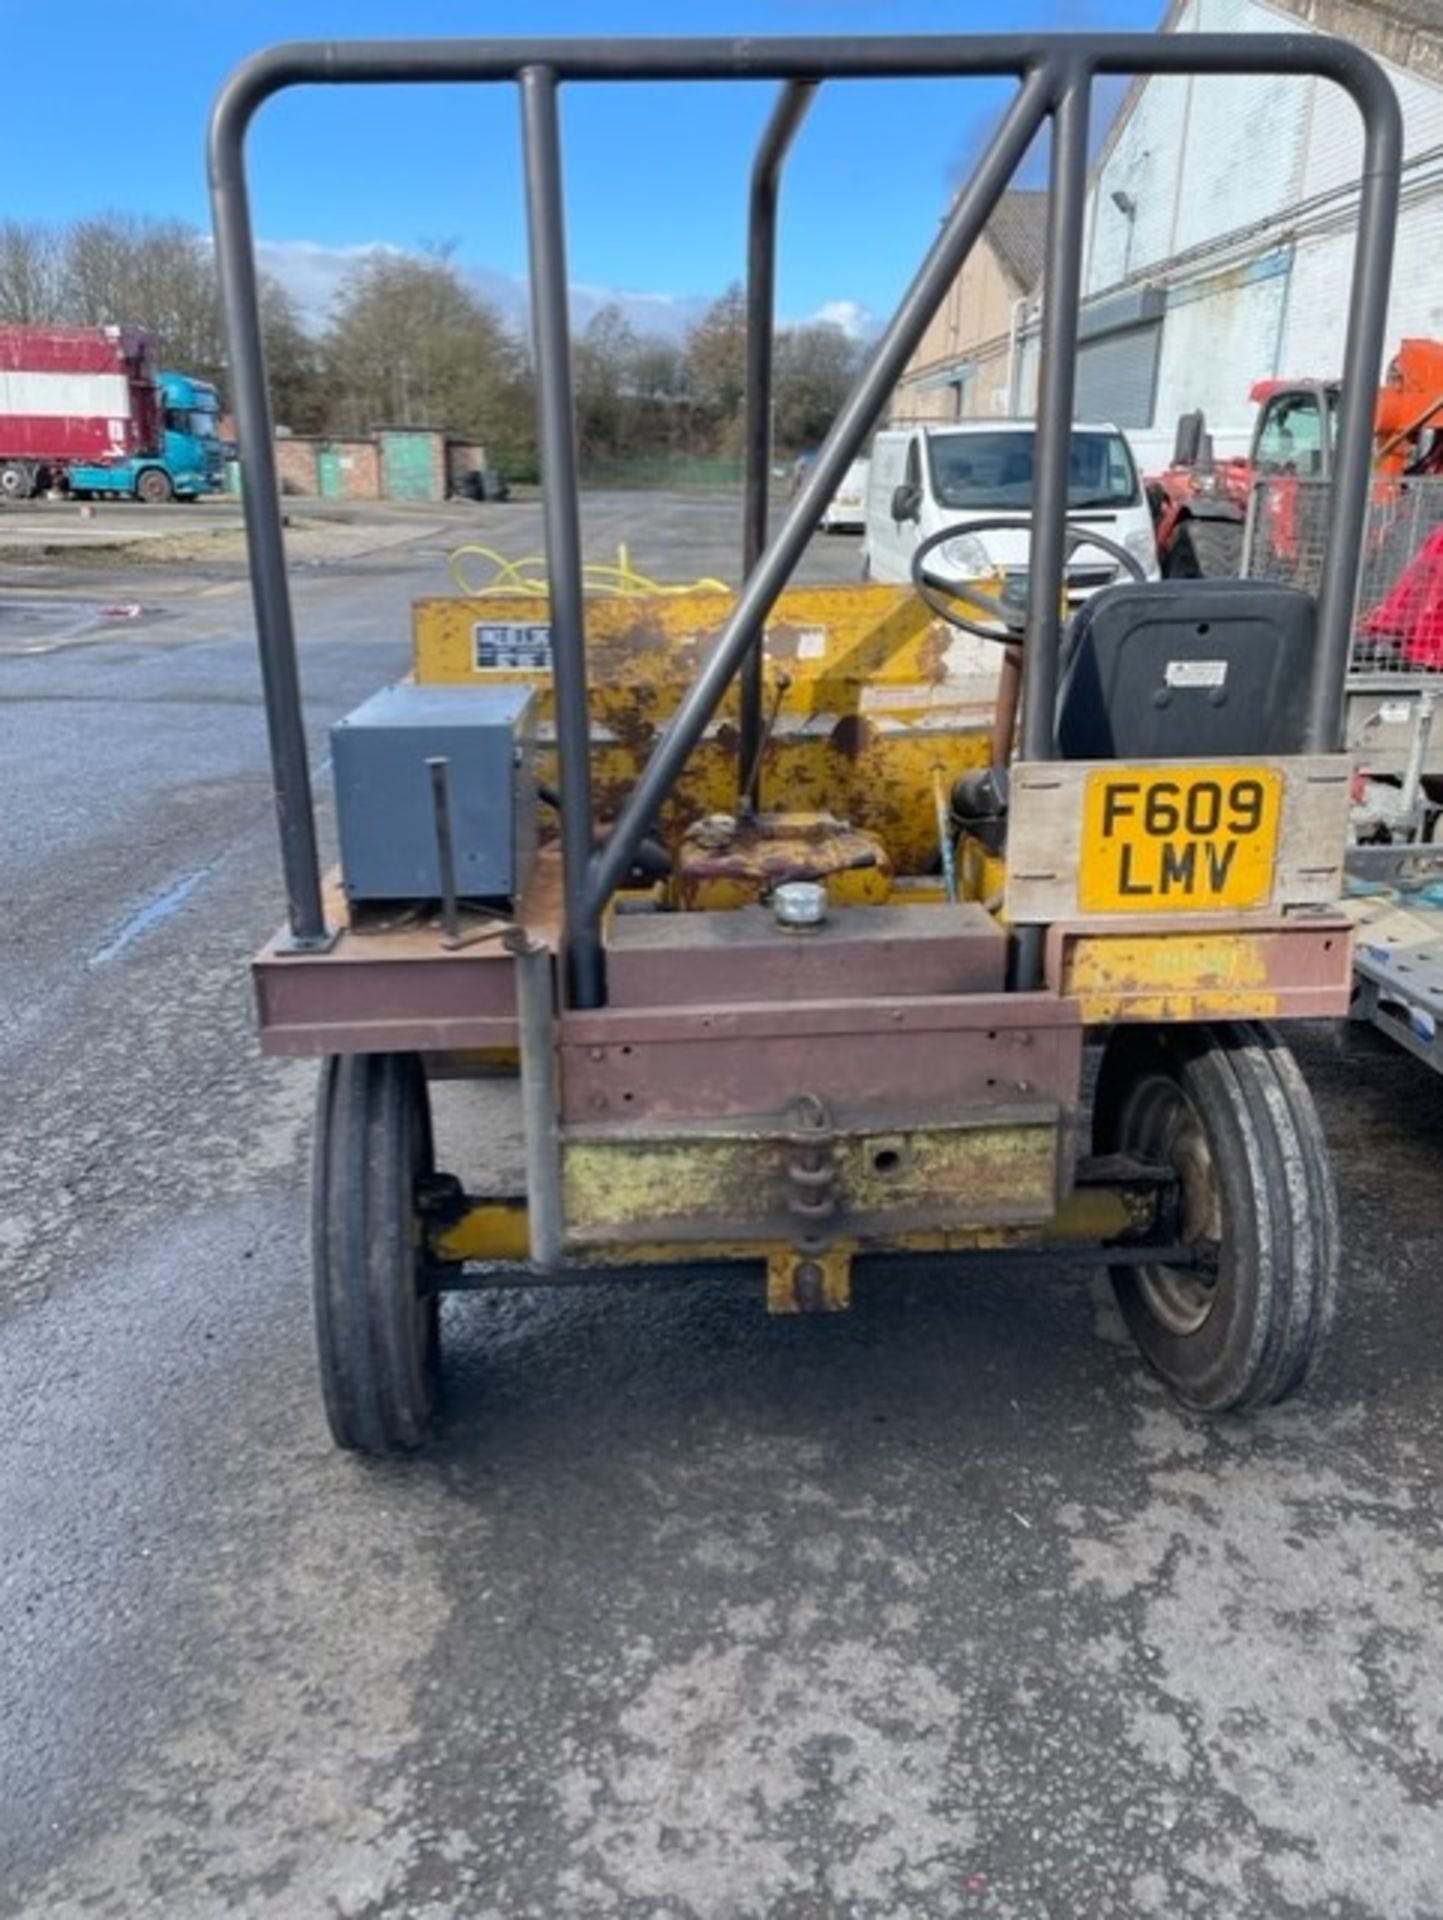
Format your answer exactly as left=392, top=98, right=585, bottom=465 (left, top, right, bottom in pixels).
left=1074, top=327, right=1162, bottom=426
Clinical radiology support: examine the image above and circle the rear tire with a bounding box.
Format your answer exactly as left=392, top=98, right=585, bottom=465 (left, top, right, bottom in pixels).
left=1163, top=516, right=1242, bottom=579
left=135, top=467, right=173, bottom=504
left=1094, top=1021, right=1338, bottom=1412
left=0, top=461, right=36, bottom=501
left=312, top=1053, right=441, bottom=1453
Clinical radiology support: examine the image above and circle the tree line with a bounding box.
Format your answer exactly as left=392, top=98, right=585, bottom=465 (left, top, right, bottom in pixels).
left=0, top=214, right=862, bottom=479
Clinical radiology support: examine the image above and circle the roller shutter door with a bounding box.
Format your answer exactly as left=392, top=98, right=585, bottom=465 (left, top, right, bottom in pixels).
left=1074, top=322, right=1162, bottom=428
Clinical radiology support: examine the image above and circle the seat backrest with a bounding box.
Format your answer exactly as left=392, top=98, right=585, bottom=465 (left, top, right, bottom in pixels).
left=1055, top=578, right=1316, bottom=760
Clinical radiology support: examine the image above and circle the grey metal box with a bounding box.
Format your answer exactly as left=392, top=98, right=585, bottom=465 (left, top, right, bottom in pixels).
left=330, top=683, right=537, bottom=904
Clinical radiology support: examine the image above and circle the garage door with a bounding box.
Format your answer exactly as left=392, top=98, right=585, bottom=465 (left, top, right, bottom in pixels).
left=380, top=430, right=438, bottom=500
left=1074, top=322, right=1162, bottom=428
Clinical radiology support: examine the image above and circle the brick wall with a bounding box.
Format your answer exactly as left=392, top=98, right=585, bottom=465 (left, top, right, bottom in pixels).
left=274, top=436, right=319, bottom=496
left=327, top=439, right=381, bottom=500
left=447, top=439, right=489, bottom=493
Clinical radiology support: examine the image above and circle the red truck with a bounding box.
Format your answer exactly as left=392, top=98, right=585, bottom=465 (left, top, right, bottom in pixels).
left=0, top=323, right=224, bottom=503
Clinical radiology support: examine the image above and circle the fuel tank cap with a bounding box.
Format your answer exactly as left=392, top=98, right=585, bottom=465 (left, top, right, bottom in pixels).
left=772, top=880, right=829, bottom=929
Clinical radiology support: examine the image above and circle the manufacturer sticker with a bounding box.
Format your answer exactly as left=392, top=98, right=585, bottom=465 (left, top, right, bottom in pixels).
left=473, top=621, right=552, bottom=671
left=1164, top=659, right=1228, bottom=689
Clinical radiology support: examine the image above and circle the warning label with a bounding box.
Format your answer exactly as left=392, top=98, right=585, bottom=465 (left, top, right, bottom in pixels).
left=473, top=622, right=553, bottom=671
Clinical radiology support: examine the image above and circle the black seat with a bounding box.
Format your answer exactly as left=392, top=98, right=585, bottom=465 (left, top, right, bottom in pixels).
left=1055, top=578, right=1316, bottom=760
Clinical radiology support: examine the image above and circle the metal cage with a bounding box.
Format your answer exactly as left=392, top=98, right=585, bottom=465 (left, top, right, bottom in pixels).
left=208, top=34, right=1401, bottom=1007
left=1245, top=471, right=1443, bottom=682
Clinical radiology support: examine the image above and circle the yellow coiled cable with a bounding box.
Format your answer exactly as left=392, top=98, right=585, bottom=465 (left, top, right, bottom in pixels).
left=448, top=539, right=729, bottom=599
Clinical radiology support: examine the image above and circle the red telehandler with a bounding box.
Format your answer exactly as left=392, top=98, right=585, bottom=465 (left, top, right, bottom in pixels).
left=1149, top=337, right=1443, bottom=577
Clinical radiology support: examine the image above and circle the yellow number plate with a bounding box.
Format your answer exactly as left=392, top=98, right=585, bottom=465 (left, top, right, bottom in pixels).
left=1079, top=765, right=1282, bottom=914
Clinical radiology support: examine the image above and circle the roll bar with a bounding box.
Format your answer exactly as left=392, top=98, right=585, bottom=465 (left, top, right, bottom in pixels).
left=209, top=34, right=1401, bottom=1004
left=739, top=79, right=816, bottom=815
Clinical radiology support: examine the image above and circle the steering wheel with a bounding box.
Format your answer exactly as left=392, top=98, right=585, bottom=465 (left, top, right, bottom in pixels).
left=910, top=516, right=1149, bottom=643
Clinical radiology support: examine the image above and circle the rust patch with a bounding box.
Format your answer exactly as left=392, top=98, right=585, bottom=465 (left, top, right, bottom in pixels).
left=917, top=621, right=952, bottom=683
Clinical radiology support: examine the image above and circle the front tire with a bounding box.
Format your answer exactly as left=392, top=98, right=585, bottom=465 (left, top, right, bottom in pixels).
left=135, top=467, right=173, bottom=504
left=1094, top=1022, right=1338, bottom=1412
left=1163, top=516, right=1242, bottom=579
left=312, top=1053, right=441, bottom=1453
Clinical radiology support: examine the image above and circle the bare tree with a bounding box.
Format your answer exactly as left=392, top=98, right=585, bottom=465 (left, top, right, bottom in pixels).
left=574, top=303, right=638, bottom=461
left=323, top=248, right=534, bottom=465
left=259, top=277, right=327, bottom=432
left=683, top=283, right=748, bottom=452
left=773, top=321, right=861, bottom=455
left=0, top=221, right=64, bottom=324
left=60, top=214, right=224, bottom=375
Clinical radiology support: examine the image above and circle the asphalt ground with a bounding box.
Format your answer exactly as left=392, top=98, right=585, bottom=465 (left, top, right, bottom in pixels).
left=3, top=491, right=1443, bottom=1919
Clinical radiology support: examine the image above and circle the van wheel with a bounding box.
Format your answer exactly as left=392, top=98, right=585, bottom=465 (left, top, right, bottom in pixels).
left=1094, top=1022, right=1338, bottom=1411
left=136, top=468, right=173, bottom=504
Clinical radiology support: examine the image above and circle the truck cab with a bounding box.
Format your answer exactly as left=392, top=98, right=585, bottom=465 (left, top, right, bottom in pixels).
left=67, top=368, right=225, bottom=502
left=1248, top=379, right=1339, bottom=479
left=157, top=371, right=226, bottom=499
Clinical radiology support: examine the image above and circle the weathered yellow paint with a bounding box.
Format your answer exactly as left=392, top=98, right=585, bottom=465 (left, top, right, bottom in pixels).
left=412, top=583, right=996, bottom=876
left=899, top=1181, right=1154, bottom=1249
left=1061, top=930, right=1281, bottom=1023
left=561, top=1113, right=1062, bottom=1244
left=428, top=1177, right=1155, bottom=1268
left=432, top=1200, right=531, bottom=1264
left=766, top=1245, right=853, bottom=1313
left=957, top=834, right=1008, bottom=910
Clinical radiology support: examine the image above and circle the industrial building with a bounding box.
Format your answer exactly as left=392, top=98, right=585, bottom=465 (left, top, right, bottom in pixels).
left=894, top=0, right=1443, bottom=437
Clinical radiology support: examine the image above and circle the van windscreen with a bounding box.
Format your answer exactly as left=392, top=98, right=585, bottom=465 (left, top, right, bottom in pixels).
left=926, top=430, right=1138, bottom=510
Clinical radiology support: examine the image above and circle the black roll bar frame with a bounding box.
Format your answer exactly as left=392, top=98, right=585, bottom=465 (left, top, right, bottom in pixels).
left=739, top=78, right=816, bottom=816
left=208, top=34, right=1400, bottom=1006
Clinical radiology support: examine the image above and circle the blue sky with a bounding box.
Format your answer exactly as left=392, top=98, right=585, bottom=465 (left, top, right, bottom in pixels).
left=6, top=0, right=1160, bottom=336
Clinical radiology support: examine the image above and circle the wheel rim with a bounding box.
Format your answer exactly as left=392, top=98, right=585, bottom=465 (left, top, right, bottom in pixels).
left=1120, top=1072, right=1223, bottom=1336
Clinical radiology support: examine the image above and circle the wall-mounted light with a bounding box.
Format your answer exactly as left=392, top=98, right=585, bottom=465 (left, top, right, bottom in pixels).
left=1110, top=189, right=1139, bottom=276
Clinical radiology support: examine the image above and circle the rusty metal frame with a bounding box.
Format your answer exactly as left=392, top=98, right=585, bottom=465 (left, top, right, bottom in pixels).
left=209, top=33, right=1400, bottom=1007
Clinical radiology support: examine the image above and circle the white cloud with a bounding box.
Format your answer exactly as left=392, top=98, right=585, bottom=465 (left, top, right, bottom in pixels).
left=255, top=239, right=396, bottom=328
left=256, top=238, right=712, bottom=341
left=257, top=237, right=874, bottom=347
left=807, top=297, right=878, bottom=341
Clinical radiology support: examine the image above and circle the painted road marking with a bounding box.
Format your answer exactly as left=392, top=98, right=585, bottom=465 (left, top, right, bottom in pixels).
left=87, top=869, right=211, bottom=969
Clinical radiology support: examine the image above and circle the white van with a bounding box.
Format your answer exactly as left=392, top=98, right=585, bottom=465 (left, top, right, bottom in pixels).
left=820, top=457, right=869, bottom=532
left=863, top=420, right=1158, bottom=608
